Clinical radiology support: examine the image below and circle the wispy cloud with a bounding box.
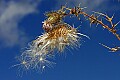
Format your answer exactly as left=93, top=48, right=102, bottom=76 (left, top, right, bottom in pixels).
left=0, top=1, right=41, bottom=47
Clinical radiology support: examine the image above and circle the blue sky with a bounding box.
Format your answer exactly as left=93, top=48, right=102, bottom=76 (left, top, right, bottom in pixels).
left=0, top=0, right=120, bottom=80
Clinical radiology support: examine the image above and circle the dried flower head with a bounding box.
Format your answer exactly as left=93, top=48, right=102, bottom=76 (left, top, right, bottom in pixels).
left=13, top=4, right=120, bottom=75
left=41, top=23, right=89, bottom=52
left=14, top=22, right=89, bottom=73
left=15, top=5, right=92, bottom=73
left=44, top=23, right=81, bottom=52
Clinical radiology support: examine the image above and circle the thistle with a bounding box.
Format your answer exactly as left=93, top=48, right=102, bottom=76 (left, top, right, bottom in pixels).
left=15, top=22, right=88, bottom=72
left=15, top=4, right=120, bottom=73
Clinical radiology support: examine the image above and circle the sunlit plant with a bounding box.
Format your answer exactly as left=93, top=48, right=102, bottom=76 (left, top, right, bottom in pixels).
left=14, top=4, right=120, bottom=73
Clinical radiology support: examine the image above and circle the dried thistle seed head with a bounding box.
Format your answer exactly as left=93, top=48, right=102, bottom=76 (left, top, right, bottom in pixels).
left=42, top=23, right=81, bottom=52
left=16, top=9, right=91, bottom=73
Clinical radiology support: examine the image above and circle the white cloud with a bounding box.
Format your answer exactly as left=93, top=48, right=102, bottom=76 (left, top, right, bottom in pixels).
left=0, top=1, right=41, bottom=47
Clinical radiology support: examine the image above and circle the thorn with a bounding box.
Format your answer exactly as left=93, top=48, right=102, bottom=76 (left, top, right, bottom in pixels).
left=99, top=43, right=120, bottom=52
left=93, top=11, right=114, bottom=22
left=78, top=17, right=80, bottom=20
left=95, top=23, right=99, bottom=27
left=76, top=25, right=81, bottom=29
left=99, top=43, right=112, bottom=50
left=80, top=7, right=87, bottom=10
left=78, top=3, right=81, bottom=7
left=88, top=14, right=98, bottom=26
left=111, top=13, right=115, bottom=20
left=112, top=21, right=120, bottom=29
left=90, top=22, right=92, bottom=27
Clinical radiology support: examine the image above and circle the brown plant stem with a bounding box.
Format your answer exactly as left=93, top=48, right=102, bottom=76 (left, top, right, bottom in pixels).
left=80, top=12, right=120, bottom=40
